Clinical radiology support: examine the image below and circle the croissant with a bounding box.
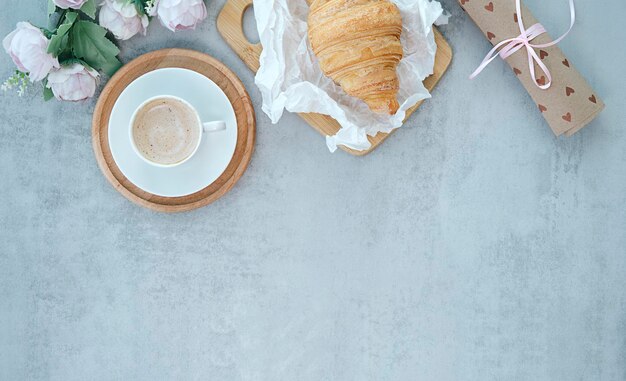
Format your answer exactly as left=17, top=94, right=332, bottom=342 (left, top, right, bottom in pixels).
left=308, top=0, right=403, bottom=115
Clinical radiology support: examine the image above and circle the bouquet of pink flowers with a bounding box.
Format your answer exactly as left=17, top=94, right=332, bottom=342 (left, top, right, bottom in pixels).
left=2, top=0, right=208, bottom=101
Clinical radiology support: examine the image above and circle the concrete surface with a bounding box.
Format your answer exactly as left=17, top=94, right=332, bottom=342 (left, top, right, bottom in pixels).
left=1, top=0, right=625, bottom=380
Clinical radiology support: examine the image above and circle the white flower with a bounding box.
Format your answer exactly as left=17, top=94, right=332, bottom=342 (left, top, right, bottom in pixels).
left=156, top=0, right=207, bottom=32
left=46, top=63, right=99, bottom=101
left=52, top=0, right=89, bottom=9
left=3, top=22, right=60, bottom=82
left=99, top=0, right=149, bottom=40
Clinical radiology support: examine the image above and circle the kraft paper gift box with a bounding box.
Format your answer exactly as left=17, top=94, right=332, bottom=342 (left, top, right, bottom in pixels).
left=460, top=0, right=605, bottom=136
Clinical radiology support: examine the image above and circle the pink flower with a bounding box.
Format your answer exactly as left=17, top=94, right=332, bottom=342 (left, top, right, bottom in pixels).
left=3, top=22, right=60, bottom=82
left=52, top=0, right=89, bottom=9
left=99, top=0, right=149, bottom=40
left=156, top=0, right=207, bottom=32
left=46, top=64, right=99, bottom=101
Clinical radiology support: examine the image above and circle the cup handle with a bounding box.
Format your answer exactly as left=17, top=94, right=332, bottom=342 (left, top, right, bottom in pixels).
left=203, top=121, right=227, bottom=133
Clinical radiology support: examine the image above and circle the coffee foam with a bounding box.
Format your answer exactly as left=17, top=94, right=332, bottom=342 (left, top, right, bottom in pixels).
left=132, top=98, right=201, bottom=165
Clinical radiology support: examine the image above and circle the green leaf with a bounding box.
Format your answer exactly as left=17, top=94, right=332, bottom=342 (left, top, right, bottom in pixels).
left=71, top=20, right=121, bottom=76
left=132, top=0, right=146, bottom=15
left=80, top=0, right=97, bottom=19
left=48, top=34, right=69, bottom=56
left=99, top=57, right=123, bottom=77
left=64, top=11, right=78, bottom=23
left=47, top=12, right=78, bottom=57
left=43, top=86, right=54, bottom=101
left=59, top=57, right=90, bottom=68
left=48, top=0, right=56, bottom=16
left=42, top=78, right=54, bottom=101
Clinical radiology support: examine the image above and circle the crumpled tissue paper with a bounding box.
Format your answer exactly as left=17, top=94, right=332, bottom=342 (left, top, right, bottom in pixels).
left=254, top=0, right=447, bottom=152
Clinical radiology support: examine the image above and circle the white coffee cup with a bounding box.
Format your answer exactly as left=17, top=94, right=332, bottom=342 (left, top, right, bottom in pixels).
left=129, top=95, right=226, bottom=168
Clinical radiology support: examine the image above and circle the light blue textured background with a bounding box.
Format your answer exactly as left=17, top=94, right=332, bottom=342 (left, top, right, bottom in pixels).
left=1, top=0, right=625, bottom=380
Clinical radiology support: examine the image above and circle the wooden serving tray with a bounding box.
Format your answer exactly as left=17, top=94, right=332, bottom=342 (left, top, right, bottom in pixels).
left=217, top=0, right=452, bottom=155
left=92, top=49, right=255, bottom=212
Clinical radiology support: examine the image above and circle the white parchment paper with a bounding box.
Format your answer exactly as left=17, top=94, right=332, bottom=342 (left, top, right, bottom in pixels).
left=254, top=0, right=446, bottom=152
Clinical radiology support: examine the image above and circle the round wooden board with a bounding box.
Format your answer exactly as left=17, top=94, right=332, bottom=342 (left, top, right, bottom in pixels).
left=92, top=49, right=255, bottom=213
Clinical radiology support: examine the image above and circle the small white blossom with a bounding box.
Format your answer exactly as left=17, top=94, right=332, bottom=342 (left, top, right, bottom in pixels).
left=1, top=71, right=29, bottom=97
left=145, top=0, right=157, bottom=16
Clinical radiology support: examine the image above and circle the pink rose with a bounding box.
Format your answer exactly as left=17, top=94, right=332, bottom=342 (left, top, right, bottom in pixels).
left=99, top=0, right=149, bottom=40
left=46, top=64, right=99, bottom=101
left=3, top=22, right=60, bottom=82
left=156, top=0, right=207, bottom=32
left=52, top=0, right=89, bottom=9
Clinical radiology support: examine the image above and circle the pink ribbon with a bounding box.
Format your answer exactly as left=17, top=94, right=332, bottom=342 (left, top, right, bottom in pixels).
left=470, top=0, right=576, bottom=90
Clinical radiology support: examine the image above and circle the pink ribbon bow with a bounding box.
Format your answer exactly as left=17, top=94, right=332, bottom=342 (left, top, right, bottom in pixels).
left=470, top=0, right=576, bottom=90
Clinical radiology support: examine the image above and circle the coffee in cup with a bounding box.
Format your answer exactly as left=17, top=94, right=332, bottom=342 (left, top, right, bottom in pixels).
left=130, top=95, right=226, bottom=167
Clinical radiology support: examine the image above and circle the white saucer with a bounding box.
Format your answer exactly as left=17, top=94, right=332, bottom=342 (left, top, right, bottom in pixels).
left=108, top=68, right=238, bottom=197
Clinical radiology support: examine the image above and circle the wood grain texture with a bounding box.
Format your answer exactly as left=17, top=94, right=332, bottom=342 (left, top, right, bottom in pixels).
left=92, top=49, right=255, bottom=213
left=217, top=0, right=452, bottom=155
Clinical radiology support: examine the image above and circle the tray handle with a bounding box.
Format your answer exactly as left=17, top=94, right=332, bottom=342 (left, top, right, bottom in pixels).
left=217, top=0, right=263, bottom=72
